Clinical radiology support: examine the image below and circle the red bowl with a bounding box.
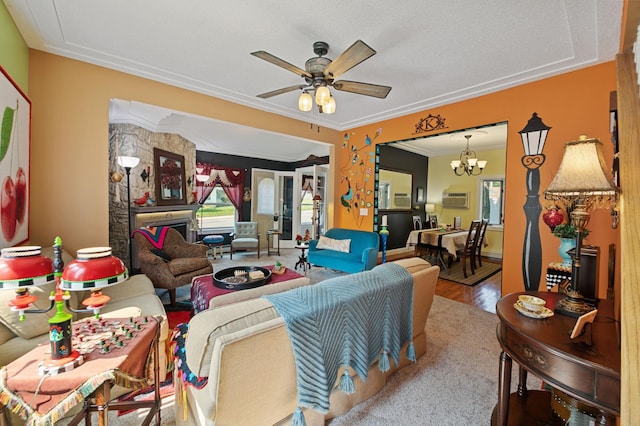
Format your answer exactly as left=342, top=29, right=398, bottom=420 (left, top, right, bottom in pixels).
left=0, top=246, right=54, bottom=287
left=62, top=247, right=128, bottom=290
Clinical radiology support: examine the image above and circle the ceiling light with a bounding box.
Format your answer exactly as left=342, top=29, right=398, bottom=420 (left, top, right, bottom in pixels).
left=323, top=96, right=336, bottom=114
left=315, top=85, right=331, bottom=106
left=450, top=135, right=487, bottom=176
left=298, top=91, right=313, bottom=112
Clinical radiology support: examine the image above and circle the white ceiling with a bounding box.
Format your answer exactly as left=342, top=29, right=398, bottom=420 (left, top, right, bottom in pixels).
left=4, top=0, right=622, bottom=160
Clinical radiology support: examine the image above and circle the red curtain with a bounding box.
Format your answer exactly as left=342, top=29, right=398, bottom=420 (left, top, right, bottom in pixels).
left=196, top=163, right=246, bottom=221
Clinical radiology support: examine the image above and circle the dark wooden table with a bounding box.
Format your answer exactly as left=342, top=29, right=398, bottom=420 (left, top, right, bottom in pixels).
left=492, top=292, right=620, bottom=425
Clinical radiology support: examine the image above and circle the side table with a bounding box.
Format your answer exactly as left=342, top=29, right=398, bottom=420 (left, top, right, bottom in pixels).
left=294, top=244, right=311, bottom=274
left=267, top=230, right=281, bottom=256
left=492, top=292, right=620, bottom=425
left=0, top=316, right=162, bottom=426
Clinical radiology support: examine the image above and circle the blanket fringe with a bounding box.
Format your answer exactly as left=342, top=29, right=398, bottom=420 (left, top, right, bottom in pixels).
left=291, top=406, right=306, bottom=426
left=379, top=350, right=390, bottom=373
left=338, top=369, right=355, bottom=394
left=406, top=341, right=416, bottom=362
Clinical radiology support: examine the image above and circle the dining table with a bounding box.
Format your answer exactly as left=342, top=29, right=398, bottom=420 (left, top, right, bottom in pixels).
left=406, top=228, right=471, bottom=272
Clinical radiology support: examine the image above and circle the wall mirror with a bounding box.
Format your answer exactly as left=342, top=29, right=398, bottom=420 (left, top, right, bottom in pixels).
left=154, top=148, right=187, bottom=205
left=379, top=169, right=413, bottom=210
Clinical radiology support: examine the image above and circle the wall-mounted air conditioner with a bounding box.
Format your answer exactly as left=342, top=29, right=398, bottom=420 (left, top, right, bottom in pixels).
left=393, top=193, right=411, bottom=208
left=442, top=192, right=469, bottom=209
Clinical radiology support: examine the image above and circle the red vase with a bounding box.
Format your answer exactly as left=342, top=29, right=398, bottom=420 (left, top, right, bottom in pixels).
left=543, top=207, right=564, bottom=231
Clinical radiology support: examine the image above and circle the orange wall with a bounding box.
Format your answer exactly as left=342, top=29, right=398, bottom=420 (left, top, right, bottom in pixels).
left=29, top=48, right=617, bottom=297
left=344, top=62, right=618, bottom=296
left=28, top=51, right=341, bottom=253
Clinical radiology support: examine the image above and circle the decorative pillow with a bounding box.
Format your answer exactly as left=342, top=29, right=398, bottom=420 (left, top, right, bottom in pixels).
left=151, top=248, right=172, bottom=262
left=316, top=236, right=351, bottom=253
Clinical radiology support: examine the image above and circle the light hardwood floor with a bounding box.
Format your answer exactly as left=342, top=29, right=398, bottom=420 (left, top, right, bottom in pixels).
left=435, top=259, right=502, bottom=314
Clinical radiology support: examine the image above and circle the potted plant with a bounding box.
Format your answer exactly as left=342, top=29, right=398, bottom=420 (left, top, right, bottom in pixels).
left=273, top=260, right=285, bottom=275
left=552, top=224, right=589, bottom=266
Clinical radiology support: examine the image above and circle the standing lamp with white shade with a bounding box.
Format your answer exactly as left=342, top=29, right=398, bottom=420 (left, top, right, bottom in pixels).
left=117, top=156, right=140, bottom=270
left=544, top=135, right=619, bottom=317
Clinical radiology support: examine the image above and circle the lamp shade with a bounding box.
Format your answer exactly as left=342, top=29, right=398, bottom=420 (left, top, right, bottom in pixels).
left=544, top=136, right=619, bottom=206
left=0, top=246, right=54, bottom=289
left=117, top=156, right=140, bottom=169
left=61, top=247, right=128, bottom=291
left=519, top=112, right=551, bottom=156
left=315, top=86, right=331, bottom=106
left=298, top=92, right=313, bottom=111
left=323, top=96, right=336, bottom=114
left=425, top=203, right=435, bottom=213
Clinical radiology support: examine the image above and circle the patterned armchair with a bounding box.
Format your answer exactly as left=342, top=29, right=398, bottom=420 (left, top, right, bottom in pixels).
left=133, top=227, right=212, bottom=306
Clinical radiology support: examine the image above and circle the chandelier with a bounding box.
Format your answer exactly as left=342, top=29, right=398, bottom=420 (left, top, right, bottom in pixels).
left=450, top=134, right=487, bottom=176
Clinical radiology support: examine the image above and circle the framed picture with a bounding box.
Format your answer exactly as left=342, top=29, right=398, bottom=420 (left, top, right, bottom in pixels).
left=153, top=148, right=187, bottom=206
left=0, top=67, right=31, bottom=248
left=416, top=187, right=424, bottom=203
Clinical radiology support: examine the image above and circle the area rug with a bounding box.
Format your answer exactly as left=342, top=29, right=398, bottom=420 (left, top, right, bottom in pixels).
left=167, top=309, right=191, bottom=330
left=438, top=260, right=502, bottom=286
left=117, top=377, right=175, bottom=416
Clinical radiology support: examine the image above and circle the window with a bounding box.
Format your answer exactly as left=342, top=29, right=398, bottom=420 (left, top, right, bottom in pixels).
left=199, top=186, right=236, bottom=230
left=480, top=179, right=504, bottom=226
left=257, top=178, right=275, bottom=215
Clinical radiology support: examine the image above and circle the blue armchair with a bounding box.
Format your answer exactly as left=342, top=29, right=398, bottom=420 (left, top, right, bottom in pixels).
left=308, top=228, right=380, bottom=273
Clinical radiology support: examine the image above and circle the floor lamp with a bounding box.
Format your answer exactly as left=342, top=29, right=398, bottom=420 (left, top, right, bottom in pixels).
left=118, top=156, right=140, bottom=271
left=544, top=135, right=619, bottom=317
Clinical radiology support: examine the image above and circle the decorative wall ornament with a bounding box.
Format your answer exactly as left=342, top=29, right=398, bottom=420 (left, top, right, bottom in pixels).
left=0, top=67, right=31, bottom=249
left=413, top=114, right=448, bottom=134
left=339, top=129, right=381, bottom=226
left=519, top=112, right=551, bottom=291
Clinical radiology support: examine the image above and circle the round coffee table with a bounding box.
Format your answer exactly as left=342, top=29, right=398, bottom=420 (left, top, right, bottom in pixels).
left=213, top=266, right=272, bottom=290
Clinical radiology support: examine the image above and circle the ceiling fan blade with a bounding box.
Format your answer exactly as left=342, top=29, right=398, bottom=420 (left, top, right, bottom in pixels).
left=323, top=40, right=376, bottom=79
left=257, top=84, right=309, bottom=99
left=251, top=51, right=312, bottom=79
left=332, top=80, right=392, bottom=99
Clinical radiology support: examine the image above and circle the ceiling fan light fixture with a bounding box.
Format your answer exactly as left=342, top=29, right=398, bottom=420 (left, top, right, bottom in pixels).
left=298, top=91, right=313, bottom=111
left=315, top=85, right=331, bottom=106
left=323, top=96, right=336, bottom=114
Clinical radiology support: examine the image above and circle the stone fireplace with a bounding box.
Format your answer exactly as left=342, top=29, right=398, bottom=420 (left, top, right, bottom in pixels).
left=108, top=122, right=198, bottom=269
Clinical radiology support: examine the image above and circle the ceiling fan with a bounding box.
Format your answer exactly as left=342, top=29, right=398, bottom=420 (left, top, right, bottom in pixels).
left=251, top=40, right=391, bottom=112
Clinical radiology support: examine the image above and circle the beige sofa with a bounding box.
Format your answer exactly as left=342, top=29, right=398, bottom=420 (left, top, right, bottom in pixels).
left=176, top=257, right=439, bottom=426
left=0, top=248, right=169, bottom=371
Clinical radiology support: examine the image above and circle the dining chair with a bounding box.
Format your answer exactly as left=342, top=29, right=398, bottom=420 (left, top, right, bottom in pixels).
left=412, top=215, right=422, bottom=230
left=475, top=219, right=489, bottom=267
left=457, top=220, right=482, bottom=278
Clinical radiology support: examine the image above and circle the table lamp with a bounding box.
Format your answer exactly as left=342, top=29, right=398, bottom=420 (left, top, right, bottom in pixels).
left=544, top=135, right=619, bottom=317
left=0, top=237, right=129, bottom=373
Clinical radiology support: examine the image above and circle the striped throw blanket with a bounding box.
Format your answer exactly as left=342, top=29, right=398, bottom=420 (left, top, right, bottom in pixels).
left=264, top=262, right=414, bottom=425
left=132, top=226, right=168, bottom=249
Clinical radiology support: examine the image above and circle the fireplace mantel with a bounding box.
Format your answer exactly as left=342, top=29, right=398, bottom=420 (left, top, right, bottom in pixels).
left=130, top=205, right=201, bottom=215
left=130, top=204, right=201, bottom=240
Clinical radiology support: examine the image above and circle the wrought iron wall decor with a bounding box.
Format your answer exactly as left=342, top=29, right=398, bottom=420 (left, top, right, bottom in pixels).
left=413, top=113, right=448, bottom=134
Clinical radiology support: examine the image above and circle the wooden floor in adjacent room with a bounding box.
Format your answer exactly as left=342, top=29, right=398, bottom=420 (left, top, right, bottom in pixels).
left=435, top=258, right=502, bottom=314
